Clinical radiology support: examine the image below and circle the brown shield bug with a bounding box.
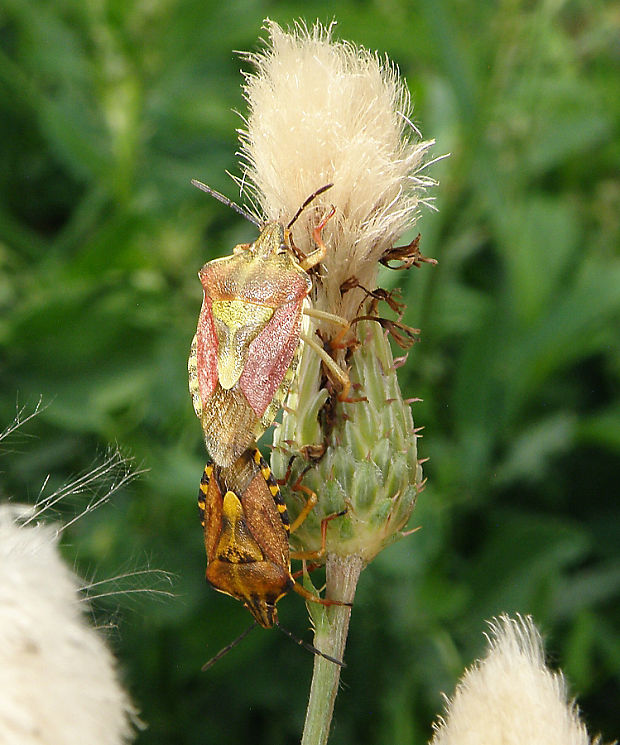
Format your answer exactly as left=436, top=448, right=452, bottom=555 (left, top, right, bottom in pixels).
left=188, top=181, right=349, bottom=467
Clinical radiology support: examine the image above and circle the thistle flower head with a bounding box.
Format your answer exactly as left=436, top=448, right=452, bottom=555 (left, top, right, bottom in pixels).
left=430, top=615, right=601, bottom=745
left=239, top=19, right=434, bottom=327
left=0, top=506, right=136, bottom=745
left=238, top=21, right=433, bottom=565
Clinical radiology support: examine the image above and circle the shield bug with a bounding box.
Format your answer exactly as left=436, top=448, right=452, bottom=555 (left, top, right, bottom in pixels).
left=188, top=181, right=349, bottom=467
left=197, top=447, right=348, bottom=632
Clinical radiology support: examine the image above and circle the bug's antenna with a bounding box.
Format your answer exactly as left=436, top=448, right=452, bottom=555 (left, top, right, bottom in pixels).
left=191, top=179, right=261, bottom=228
left=287, top=183, right=334, bottom=229
left=201, top=621, right=257, bottom=671
left=275, top=623, right=346, bottom=667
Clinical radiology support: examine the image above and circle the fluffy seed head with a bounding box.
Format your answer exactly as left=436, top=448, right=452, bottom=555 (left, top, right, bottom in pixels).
left=0, top=506, right=136, bottom=745
left=239, top=19, right=434, bottom=326
left=430, top=615, right=602, bottom=745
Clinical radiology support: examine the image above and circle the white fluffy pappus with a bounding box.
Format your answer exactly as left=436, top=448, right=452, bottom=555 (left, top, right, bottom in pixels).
left=0, top=506, right=136, bottom=745
left=430, top=615, right=602, bottom=745
left=238, top=19, right=436, bottom=324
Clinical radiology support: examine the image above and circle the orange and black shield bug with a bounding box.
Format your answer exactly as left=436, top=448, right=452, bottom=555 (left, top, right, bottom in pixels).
left=188, top=181, right=349, bottom=468
left=197, top=447, right=350, bottom=668
left=198, top=448, right=292, bottom=628
left=198, top=447, right=347, bottom=628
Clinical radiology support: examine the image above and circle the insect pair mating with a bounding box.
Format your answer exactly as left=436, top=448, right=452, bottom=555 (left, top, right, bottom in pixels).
left=188, top=180, right=352, bottom=668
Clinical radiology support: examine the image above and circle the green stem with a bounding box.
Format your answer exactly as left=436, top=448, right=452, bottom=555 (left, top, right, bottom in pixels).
left=301, top=554, right=364, bottom=745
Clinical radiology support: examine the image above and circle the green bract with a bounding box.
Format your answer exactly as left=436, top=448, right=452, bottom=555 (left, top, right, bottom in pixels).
left=272, top=320, right=422, bottom=564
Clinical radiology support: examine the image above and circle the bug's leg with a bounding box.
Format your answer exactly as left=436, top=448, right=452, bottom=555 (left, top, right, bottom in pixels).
left=285, top=464, right=345, bottom=551
left=290, top=509, right=347, bottom=560
left=302, top=306, right=349, bottom=329
left=293, top=582, right=353, bottom=609
left=301, top=306, right=366, bottom=402
left=299, top=206, right=336, bottom=271
left=289, top=485, right=318, bottom=535
left=288, top=477, right=318, bottom=535
left=300, top=332, right=354, bottom=402
left=328, top=320, right=356, bottom=351
left=291, top=511, right=352, bottom=609
left=291, top=561, right=321, bottom=580
left=287, top=480, right=351, bottom=607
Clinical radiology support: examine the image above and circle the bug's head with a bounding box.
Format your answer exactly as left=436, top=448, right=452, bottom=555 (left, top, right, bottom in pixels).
left=241, top=575, right=294, bottom=629
left=251, top=221, right=288, bottom=262
left=249, top=183, right=334, bottom=265
left=244, top=595, right=280, bottom=629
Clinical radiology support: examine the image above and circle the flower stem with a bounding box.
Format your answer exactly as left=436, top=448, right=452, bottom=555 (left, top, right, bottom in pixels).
left=301, top=554, right=364, bottom=745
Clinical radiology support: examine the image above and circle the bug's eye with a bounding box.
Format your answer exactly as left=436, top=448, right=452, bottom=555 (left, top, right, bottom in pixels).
left=277, top=242, right=288, bottom=254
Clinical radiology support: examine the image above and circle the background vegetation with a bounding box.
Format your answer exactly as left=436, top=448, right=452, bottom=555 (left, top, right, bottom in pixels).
left=1, top=1, right=618, bottom=743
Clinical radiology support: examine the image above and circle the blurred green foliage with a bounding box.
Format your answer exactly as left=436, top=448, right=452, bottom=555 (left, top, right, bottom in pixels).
left=1, top=1, right=619, bottom=743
